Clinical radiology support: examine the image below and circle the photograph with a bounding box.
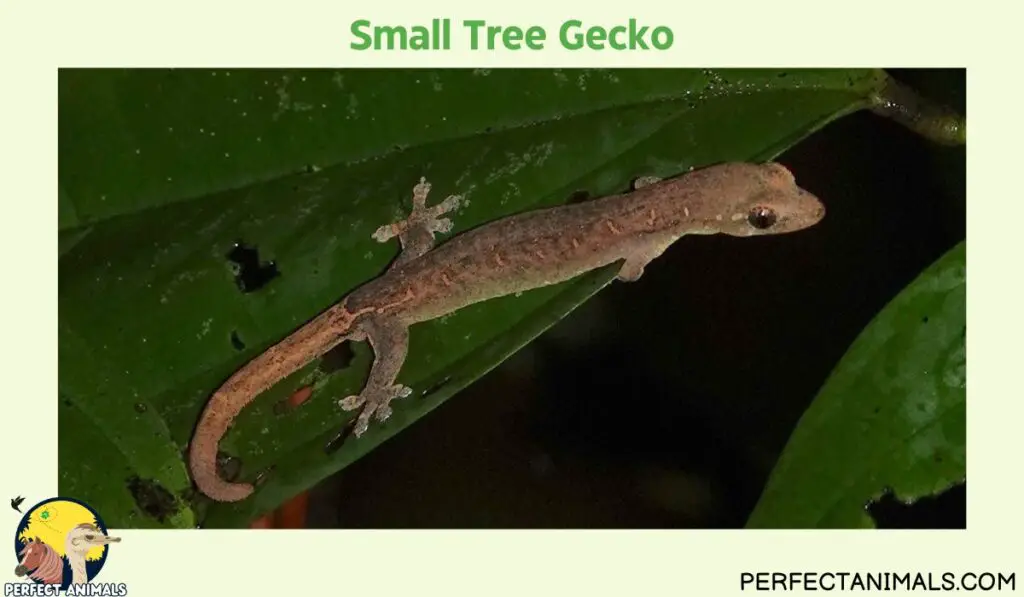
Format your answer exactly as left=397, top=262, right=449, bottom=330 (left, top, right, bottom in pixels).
left=55, top=67, right=965, bottom=533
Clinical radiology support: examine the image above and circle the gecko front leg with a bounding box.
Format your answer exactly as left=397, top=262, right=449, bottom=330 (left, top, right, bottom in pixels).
left=617, top=237, right=674, bottom=282
left=616, top=175, right=668, bottom=281
left=373, top=176, right=462, bottom=269
left=338, top=317, right=412, bottom=437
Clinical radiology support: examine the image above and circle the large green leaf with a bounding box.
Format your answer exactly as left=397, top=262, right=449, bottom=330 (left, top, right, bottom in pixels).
left=58, top=68, right=889, bottom=528
left=746, top=241, right=966, bottom=528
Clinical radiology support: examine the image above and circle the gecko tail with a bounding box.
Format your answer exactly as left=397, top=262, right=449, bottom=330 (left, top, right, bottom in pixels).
left=187, top=303, right=362, bottom=503
left=188, top=407, right=256, bottom=502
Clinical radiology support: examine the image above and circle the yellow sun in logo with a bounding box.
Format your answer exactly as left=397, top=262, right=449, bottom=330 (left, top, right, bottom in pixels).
left=17, top=500, right=107, bottom=561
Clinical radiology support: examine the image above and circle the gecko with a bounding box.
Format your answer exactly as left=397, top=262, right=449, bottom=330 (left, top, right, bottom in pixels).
left=188, top=161, right=826, bottom=502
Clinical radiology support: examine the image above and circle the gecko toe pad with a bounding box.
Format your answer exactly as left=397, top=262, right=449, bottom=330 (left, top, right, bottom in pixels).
left=426, top=217, right=453, bottom=235
left=413, top=193, right=461, bottom=236
left=340, top=384, right=413, bottom=436
left=338, top=394, right=365, bottom=411
left=431, top=194, right=463, bottom=216
left=372, top=223, right=402, bottom=243
left=412, top=177, right=432, bottom=206
left=352, top=412, right=373, bottom=438
left=633, top=175, right=662, bottom=190
left=373, top=404, right=393, bottom=422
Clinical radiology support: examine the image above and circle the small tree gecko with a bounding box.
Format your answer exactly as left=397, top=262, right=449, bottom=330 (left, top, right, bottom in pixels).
left=188, top=162, right=826, bottom=502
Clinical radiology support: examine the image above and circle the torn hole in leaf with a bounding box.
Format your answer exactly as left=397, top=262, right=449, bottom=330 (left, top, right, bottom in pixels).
left=252, top=466, right=274, bottom=488
left=230, top=330, right=246, bottom=351
left=324, top=419, right=359, bottom=455
left=226, top=240, right=279, bottom=293
left=419, top=375, right=452, bottom=399
left=215, top=452, right=243, bottom=483
left=126, top=476, right=178, bottom=524
left=866, top=482, right=966, bottom=529
left=568, top=190, right=591, bottom=204
left=319, top=341, right=356, bottom=374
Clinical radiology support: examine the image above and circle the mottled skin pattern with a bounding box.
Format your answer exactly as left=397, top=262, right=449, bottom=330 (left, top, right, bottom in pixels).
left=189, top=162, right=826, bottom=502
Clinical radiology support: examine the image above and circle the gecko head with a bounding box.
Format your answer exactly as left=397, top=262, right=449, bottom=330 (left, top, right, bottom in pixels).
left=714, top=162, right=826, bottom=237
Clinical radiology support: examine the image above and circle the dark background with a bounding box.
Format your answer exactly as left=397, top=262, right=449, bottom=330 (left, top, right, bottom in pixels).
left=304, top=69, right=966, bottom=528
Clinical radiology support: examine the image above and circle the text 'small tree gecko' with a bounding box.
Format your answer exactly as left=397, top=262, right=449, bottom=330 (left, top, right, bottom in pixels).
left=189, top=162, right=826, bottom=502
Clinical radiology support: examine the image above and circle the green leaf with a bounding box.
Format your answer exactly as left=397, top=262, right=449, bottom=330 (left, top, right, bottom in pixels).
left=746, top=241, right=966, bottom=528
left=59, top=68, right=889, bottom=528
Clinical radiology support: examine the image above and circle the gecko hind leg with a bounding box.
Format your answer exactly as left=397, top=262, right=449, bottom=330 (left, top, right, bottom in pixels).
left=373, top=177, right=462, bottom=269
left=337, top=317, right=412, bottom=437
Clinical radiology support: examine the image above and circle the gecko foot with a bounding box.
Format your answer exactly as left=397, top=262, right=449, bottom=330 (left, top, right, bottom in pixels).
left=372, top=177, right=462, bottom=245
left=618, top=242, right=672, bottom=282
left=338, top=383, right=413, bottom=437
left=633, top=175, right=662, bottom=190
left=617, top=260, right=645, bottom=282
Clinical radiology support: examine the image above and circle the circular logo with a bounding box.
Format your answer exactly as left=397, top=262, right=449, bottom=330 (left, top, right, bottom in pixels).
left=13, top=497, right=119, bottom=590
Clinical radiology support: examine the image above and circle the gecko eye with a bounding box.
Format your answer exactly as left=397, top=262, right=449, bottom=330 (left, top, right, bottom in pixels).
left=748, top=206, right=778, bottom=229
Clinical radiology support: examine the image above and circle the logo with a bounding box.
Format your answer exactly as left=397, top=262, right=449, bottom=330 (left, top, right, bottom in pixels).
left=8, top=497, right=127, bottom=596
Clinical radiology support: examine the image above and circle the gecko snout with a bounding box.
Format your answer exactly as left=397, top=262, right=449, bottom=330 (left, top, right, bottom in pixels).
left=792, top=188, right=825, bottom=224
left=802, top=189, right=826, bottom=225
left=783, top=191, right=826, bottom=232
left=812, top=200, right=826, bottom=222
